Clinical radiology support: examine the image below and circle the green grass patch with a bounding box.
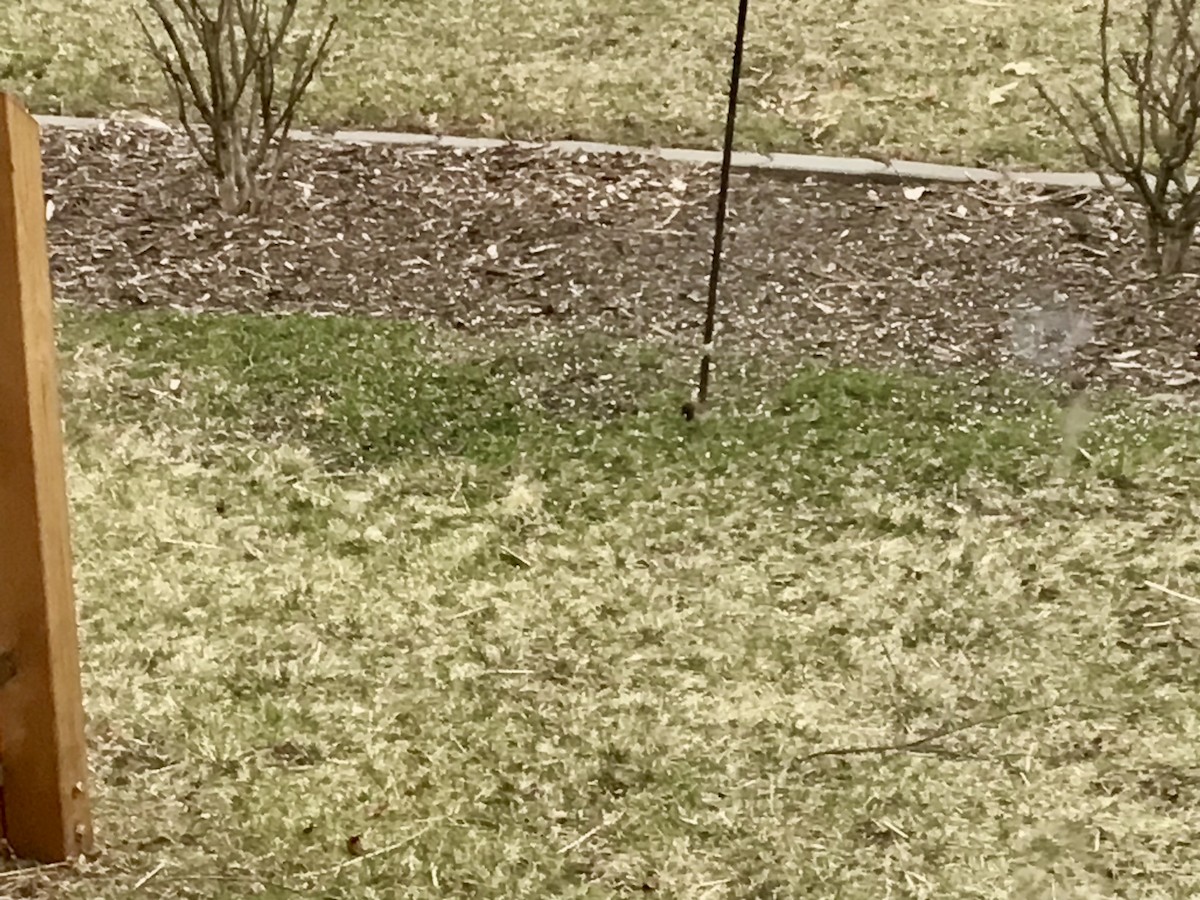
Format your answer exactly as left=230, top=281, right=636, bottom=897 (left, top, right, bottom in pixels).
left=62, top=310, right=1200, bottom=508
left=72, top=312, right=532, bottom=466
left=26, top=309, right=1200, bottom=898
left=4, top=0, right=1120, bottom=167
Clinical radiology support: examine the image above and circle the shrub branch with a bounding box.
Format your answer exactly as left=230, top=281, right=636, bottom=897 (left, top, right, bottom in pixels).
left=137, top=0, right=336, bottom=214
left=1036, top=0, right=1200, bottom=276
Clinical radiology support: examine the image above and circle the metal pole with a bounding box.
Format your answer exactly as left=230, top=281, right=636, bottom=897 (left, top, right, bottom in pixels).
left=694, top=0, right=751, bottom=411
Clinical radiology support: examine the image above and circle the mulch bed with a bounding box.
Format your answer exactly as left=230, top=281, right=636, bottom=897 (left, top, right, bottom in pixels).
left=39, top=123, right=1200, bottom=395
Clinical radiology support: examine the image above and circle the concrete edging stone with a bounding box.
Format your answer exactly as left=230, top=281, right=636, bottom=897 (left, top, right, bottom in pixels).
left=32, top=112, right=1108, bottom=190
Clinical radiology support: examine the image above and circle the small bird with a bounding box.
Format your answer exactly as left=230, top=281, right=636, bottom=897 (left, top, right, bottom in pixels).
left=346, top=834, right=365, bottom=857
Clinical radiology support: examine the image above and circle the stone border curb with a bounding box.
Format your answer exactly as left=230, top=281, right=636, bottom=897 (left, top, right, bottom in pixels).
left=33, top=112, right=1108, bottom=190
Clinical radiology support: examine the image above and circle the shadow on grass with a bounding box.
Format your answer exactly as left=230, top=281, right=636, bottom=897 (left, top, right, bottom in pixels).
left=63, top=309, right=1200, bottom=510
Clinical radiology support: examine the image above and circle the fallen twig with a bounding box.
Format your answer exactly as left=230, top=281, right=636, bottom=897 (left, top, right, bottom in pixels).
left=964, top=186, right=1098, bottom=210
left=793, top=704, right=1064, bottom=765
left=650, top=205, right=683, bottom=232
left=0, top=862, right=71, bottom=882
left=132, top=862, right=167, bottom=890
left=558, top=811, right=625, bottom=854
left=1145, top=580, right=1200, bottom=607
left=297, top=823, right=436, bottom=881
left=498, top=546, right=532, bottom=568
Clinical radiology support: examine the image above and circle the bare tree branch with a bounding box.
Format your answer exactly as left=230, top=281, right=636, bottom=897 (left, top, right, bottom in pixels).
left=1037, top=0, right=1200, bottom=275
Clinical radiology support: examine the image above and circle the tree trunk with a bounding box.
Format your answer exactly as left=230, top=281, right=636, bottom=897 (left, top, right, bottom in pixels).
left=1144, top=218, right=1195, bottom=277
left=214, top=124, right=255, bottom=214
left=1160, top=223, right=1194, bottom=276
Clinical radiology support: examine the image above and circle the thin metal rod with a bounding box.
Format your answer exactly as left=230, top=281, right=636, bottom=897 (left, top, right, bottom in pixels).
left=696, top=0, right=751, bottom=407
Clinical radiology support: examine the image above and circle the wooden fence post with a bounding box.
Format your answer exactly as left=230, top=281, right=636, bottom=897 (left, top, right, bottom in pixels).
left=0, top=93, right=93, bottom=862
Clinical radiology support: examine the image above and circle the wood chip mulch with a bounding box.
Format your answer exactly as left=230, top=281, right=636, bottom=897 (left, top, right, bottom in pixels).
left=40, top=124, right=1200, bottom=395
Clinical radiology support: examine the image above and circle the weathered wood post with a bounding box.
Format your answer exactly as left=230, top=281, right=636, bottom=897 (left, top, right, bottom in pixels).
left=0, top=93, right=93, bottom=861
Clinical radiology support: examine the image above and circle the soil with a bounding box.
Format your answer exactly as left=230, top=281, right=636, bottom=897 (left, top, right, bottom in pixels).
left=39, top=124, right=1200, bottom=395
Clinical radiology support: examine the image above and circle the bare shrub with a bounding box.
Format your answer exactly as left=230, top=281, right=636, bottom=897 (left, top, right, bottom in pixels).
left=1036, top=0, right=1200, bottom=277
left=137, top=0, right=337, bottom=214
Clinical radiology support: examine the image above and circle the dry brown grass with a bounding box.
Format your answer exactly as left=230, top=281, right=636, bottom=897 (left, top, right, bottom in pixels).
left=4, top=0, right=1110, bottom=166
left=5, top=311, right=1198, bottom=898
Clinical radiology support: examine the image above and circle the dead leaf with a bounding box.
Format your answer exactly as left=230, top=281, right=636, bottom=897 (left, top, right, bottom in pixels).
left=988, top=81, right=1020, bottom=105
left=1002, top=61, right=1039, bottom=77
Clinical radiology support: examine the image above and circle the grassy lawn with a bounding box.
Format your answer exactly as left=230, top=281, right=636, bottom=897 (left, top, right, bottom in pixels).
left=6, top=0, right=1199, bottom=895
left=3, top=0, right=1109, bottom=167
left=17, top=310, right=1199, bottom=898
